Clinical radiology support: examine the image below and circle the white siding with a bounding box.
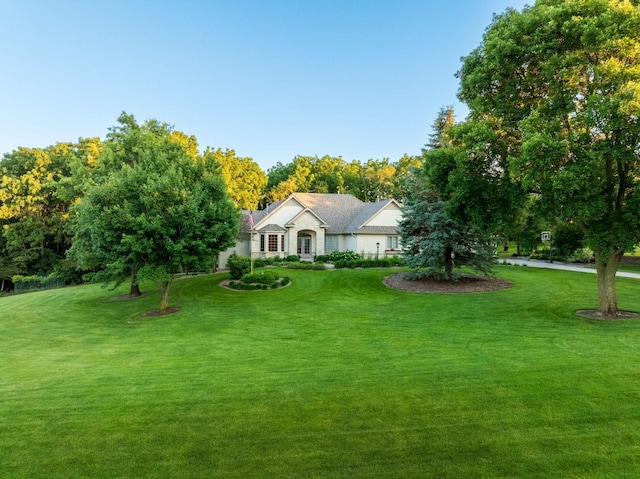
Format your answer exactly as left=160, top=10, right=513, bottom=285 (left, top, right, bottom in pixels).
left=364, top=204, right=402, bottom=228
left=261, top=203, right=303, bottom=228
left=219, top=240, right=250, bottom=268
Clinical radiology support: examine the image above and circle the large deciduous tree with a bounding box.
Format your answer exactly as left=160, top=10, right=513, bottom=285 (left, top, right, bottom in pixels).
left=458, top=0, right=640, bottom=317
left=70, top=115, right=239, bottom=311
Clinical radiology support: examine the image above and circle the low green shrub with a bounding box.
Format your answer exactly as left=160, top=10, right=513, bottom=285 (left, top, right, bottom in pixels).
left=286, top=262, right=325, bottom=270
left=226, top=272, right=291, bottom=290
left=285, top=255, right=300, bottom=262
left=241, top=271, right=279, bottom=285
left=326, top=250, right=362, bottom=262
left=334, top=256, right=404, bottom=269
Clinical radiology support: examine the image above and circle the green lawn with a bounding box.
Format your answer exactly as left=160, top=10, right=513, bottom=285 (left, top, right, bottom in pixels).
left=2, top=267, right=640, bottom=478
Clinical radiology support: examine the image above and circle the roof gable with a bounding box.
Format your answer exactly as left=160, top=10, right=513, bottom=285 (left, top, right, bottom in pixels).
left=247, top=193, right=400, bottom=234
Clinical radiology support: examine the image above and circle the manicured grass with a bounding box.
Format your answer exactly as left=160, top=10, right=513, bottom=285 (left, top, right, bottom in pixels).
left=2, top=267, right=640, bottom=478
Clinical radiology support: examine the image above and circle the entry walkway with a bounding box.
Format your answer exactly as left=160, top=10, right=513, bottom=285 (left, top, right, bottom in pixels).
left=503, top=258, right=640, bottom=279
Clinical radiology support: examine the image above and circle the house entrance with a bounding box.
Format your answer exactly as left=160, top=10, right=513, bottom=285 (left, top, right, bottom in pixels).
left=297, top=233, right=312, bottom=258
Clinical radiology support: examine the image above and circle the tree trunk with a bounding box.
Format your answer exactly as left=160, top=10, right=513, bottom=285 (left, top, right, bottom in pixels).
left=129, top=268, right=141, bottom=297
left=160, top=281, right=171, bottom=310
left=444, top=246, right=454, bottom=279
left=595, top=248, right=623, bottom=317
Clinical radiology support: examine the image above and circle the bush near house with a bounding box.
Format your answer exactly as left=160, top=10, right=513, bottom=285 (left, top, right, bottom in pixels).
left=319, top=250, right=362, bottom=263
left=227, top=254, right=251, bottom=280
left=286, top=262, right=325, bottom=270
left=333, top=256, right=404, bottom=269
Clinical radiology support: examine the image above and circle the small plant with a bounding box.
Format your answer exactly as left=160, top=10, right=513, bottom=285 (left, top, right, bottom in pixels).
left=285, top=255, right=300, bottom=262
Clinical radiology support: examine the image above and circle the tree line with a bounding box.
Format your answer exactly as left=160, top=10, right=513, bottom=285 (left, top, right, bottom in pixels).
left=0, top=112, right=420, bottom=295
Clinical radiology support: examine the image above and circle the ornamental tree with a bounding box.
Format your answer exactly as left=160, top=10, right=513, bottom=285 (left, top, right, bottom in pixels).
left=458, top=0, right=640, bottom=316
left=69, top=115, right=239, bottom=311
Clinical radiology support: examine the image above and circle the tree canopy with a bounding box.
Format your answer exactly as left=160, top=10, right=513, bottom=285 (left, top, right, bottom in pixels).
left=457, top=0, right=640, bottom=316
left=69, top=115, right=239, bottom=310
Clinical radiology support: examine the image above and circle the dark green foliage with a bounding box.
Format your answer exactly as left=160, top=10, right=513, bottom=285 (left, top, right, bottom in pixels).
left=228, top=255, right=251, bottom=280
left=399, top=187, right=496, bottom=280
left=285, top=255, right=300, bottom=262
left=227, top=271, right=289, bottom=290
left=552, top=222, right=585, bottom=258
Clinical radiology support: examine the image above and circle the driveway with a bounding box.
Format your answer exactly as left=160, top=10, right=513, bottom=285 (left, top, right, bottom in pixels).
left=502, top=258, right=640, bottom=280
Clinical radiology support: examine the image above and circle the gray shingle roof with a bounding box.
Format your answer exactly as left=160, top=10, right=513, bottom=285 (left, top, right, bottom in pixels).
left=246, top=193, right=399, bottom=235
left=293, top=193, right=365, bottom=234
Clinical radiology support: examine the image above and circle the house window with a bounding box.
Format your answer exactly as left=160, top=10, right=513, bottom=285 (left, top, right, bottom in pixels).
left=281, top=234, right=285, bottom=252
left=268, top=234, right=279, bottom=252
left=386, top=235, right=399, bottom=250
left=325, top=235, right=338, bottom=253
left=260, top=234, right=265, bottom=252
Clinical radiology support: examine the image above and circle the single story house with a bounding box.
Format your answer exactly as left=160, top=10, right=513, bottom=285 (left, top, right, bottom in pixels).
left=220, top=193, right=402, bottom=265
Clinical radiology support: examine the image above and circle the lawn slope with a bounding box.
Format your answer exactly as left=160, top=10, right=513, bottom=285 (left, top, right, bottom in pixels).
left=1, top=267, right=640, bottom=478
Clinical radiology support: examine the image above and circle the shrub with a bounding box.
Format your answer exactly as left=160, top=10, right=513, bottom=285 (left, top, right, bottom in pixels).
left=241, top=271, right=279, bottom=285
left=315, top=254, right=330, bottom=263
left=567, top=247, right=595, bottom=263
left=227, top=254, right=251, bottom=279
left=333, top=256, right=404, bottom=269
left=285, top=255, right=300, bottom=262
left=286, top=262, right=325, bottom=270
left=226, top=271, right=290, bottom=290
left=326, top=250, right=362, bottom=262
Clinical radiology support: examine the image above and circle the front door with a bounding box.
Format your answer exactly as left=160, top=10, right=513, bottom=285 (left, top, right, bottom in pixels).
left=297, top=234, right=312, bottom=258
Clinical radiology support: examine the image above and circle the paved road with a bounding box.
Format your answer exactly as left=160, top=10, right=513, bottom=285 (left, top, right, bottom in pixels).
left=502, top=258, right=640, bottom=279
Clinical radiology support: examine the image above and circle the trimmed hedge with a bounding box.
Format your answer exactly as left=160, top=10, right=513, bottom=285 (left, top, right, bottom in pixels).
left=334, top=256, right=404, bottom=269
left=241, top=271, right=279, bottom=285
left=286, top=262, right=325, bottom=270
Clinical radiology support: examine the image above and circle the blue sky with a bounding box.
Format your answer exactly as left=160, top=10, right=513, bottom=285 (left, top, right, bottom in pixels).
left=1, top=1, right=529, bottom=170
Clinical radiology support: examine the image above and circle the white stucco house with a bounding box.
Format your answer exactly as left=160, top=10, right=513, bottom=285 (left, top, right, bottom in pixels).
left=219, top=193, right=403, bottom=266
